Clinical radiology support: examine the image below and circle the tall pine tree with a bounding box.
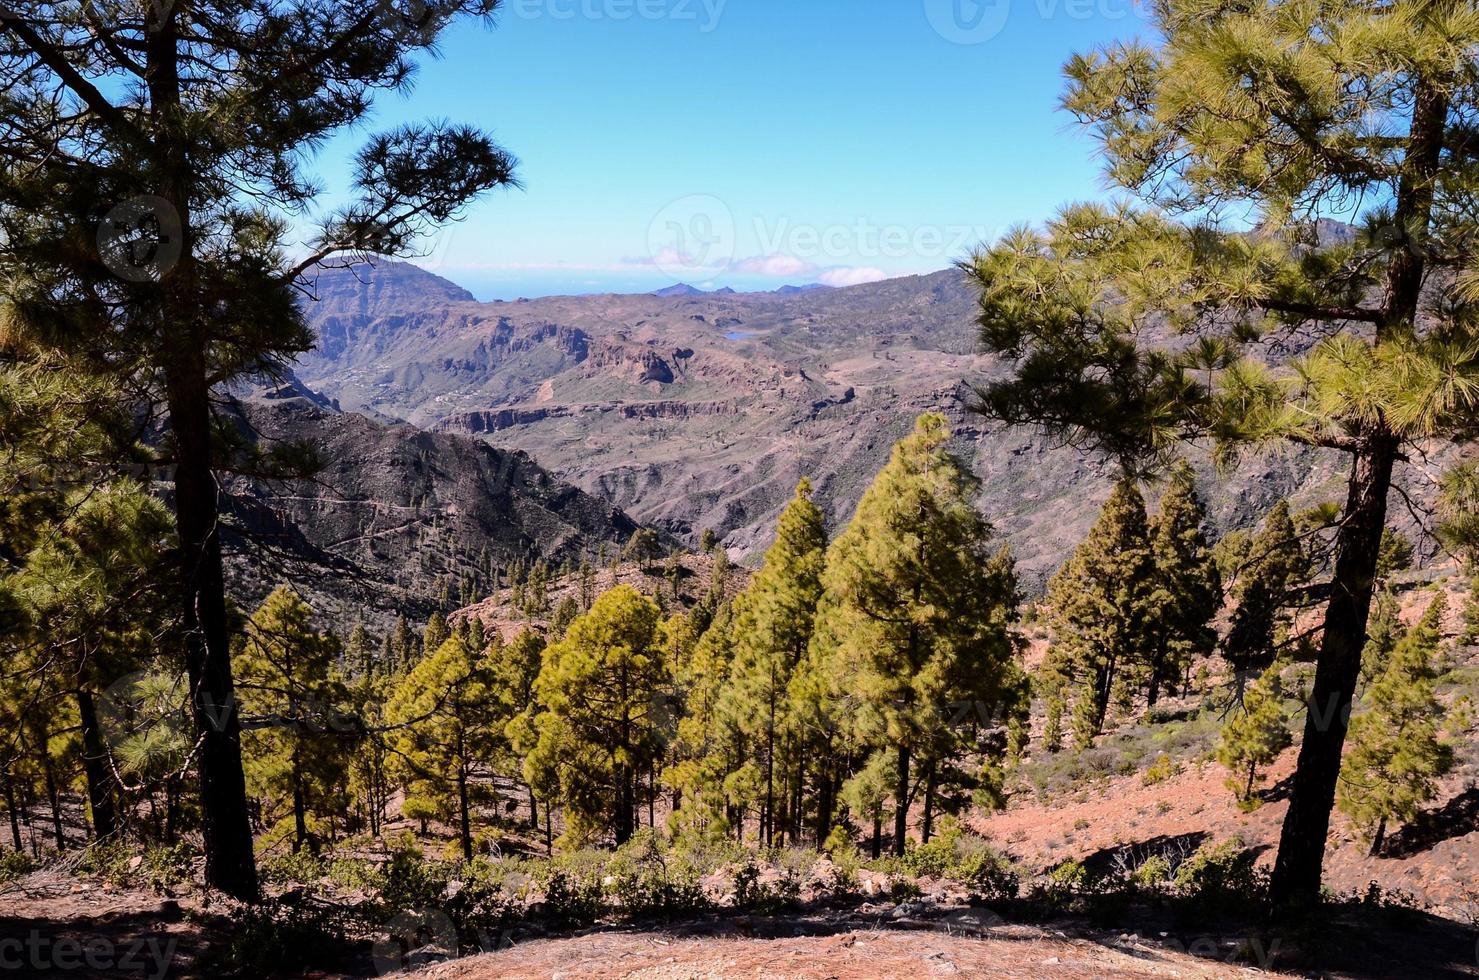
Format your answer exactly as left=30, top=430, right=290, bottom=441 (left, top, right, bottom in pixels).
left=1338, top=593, right=1453, bottom=855
left=810, top=414, right=1024, bottom=856
left=718, top=479, right=827, bottom=846
left=1043, top=480, right=1155, bottom=739
left=0, top=0, right=518, bottom=898
left=1145, top=463, right=1220, bottom=706
left=964, top=0, right=1479, bottom=906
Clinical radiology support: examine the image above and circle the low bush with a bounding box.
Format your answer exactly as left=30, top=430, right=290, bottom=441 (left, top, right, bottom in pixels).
left=0, top=849, right=34, bottom=883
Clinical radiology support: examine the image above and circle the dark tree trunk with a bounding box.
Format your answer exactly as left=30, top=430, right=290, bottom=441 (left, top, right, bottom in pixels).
left=764, top=679, right=776, bottom=848
left=42, top=755, right=65, bottom=852
left=614, top=763, right=634, bottom=846
left=1369, top=818, right=1387, bottom=858
left=147, top=2, right=258, bottom=903
left=921, top=759, right=937, bottom=844
left=1270, top=433, right=1397, bottom=907
left=1269, top=73, right=1446, bottom=911
left=871, top=814, right=882, bottom=860
left=457, top=765, right=472, bottom=863
left=292, top=786, right=307, bottom=855
left=76, top=690, right=117, bottom=842
left=893, top=744, right=910, bottom=857
left=528, top=785, right=538, bottom=830
left=790, top=753, right=804, bottom=845
left=4, top=775, right=22, bottom=851
left=815, top=750, right=833, bottom=848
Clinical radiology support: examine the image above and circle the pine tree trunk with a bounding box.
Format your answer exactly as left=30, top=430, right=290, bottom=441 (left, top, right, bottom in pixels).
left=292, top=750, right=307, bottom=854
left=893, top=744, right=910, bottom=857
left=42, top=755, right=64, bottom=852
left=1269, top=68, right=1445, bottom=908
left=1269, top=433, right=1396, bottom=906
left=148, top=4, right=259, bottom=903
left=764, top=674, right=776, bottom=848
left=76, top=690, right=117, bottom=841
left=871, top=815, right=882, bottom=859
left=1369, top=817, right=1387, bottom=858
left=791, top=754, right=804, bottom=845
left=457, top=764, right=472, bottom=863
left=815, top=750, right=833, bottom=848
left=4, top=775, right=22, bottom=851
left=528, top=786, right=538, bottom=830
left=921, top=760, right=937, bottom=844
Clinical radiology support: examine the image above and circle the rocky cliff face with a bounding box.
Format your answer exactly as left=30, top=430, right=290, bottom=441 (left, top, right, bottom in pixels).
left=219, top=395, right=641, bottom=629
left=292, top=260, right=1447, bottom=589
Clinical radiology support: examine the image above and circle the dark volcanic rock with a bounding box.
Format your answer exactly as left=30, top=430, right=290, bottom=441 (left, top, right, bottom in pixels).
left=219, top=397, right=641, bottom=629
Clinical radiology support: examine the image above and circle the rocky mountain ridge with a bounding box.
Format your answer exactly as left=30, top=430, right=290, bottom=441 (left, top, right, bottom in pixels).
left=291, top=260, right=1442, bottom=588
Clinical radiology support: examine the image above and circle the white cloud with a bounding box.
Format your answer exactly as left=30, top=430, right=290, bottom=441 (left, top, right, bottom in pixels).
left=732, top=254, right=817, bottom=277
left=818, top=266, right=888, bottom=287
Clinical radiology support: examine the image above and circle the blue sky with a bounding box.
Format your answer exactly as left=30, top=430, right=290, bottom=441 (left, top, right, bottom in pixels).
left=306, top=0, right=1153, bottom=299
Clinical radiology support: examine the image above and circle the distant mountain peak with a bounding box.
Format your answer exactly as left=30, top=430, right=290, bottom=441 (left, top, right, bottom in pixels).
left=775, top=283, right=832, bottom=295
left=653, top=283, right=706, bottom=297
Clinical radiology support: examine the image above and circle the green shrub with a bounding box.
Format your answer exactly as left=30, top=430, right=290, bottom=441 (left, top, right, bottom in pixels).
left=141, top=843, right=195, bottom=891
left=75, top=840, right=132, bottom=884
left=1142, top=753, right=1181, bottom=786
left=0, top=849, right=35, bottom=883
left=259, top=850, right=326, bottom=889
left=1129, top=854, right=1172, bottom=889
left=539, top=868, right=605, bottom=926
left=731, top=859, right=799, bottom=914
left=896, top=824, right=1019, bottom=903
left=603, top=832, right=708, bottom=920
left=1172, top=839, right=1267, bottom=913
left=204, top=894, right=358, bottom=977
left=379, top=842, right=451, bottom=913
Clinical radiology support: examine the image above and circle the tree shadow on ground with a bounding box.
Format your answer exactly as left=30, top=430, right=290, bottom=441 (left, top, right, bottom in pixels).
left=1079, top=831, right=1210, bottom=876
left=1380, top=786, right=1479, bottom=859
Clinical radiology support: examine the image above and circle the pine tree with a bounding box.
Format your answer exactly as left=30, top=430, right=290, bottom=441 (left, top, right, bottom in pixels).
left=1360, top=588, right=1403, bottom=688
left=1222, top=502, right=1306, bottom=684
left=550, top=597, right=580, bottom=640
left=1339, top=594, right=1454, bottom=855
left=386, top=635, right=499, bottom=861
left=0, top=0, right=518, bottom=900
left=840, top=750, right=896, bottom=860
left=1376, top=530, right=1416, bottom=583
left=488, top=629, right=546, bottom=828
left=236, top=588, right=352, bottom=854
left=810, top=414, right=1025, bottom=855
left=1216, top=661, right=1292, bottom=808
left=1461, top=573, right=1479, bottom=646
left=663, top=607, right=740, bottom=841
left=700, top=529, right=718, bottom=553
left=1145, top=462, right=1219, bottom=707
left=1043, top=480, right=1155, bottom=740
left=718, top=479, right=827, bottom=847
left=345, top=623, right=376, bottom=678
left=622, top=529, right=662, bottom=567
left=423, top=611, right=451, bottom=658
left=964, top=1, right=1479, bottom=905
left=517, top=586, right=668, bottom=846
